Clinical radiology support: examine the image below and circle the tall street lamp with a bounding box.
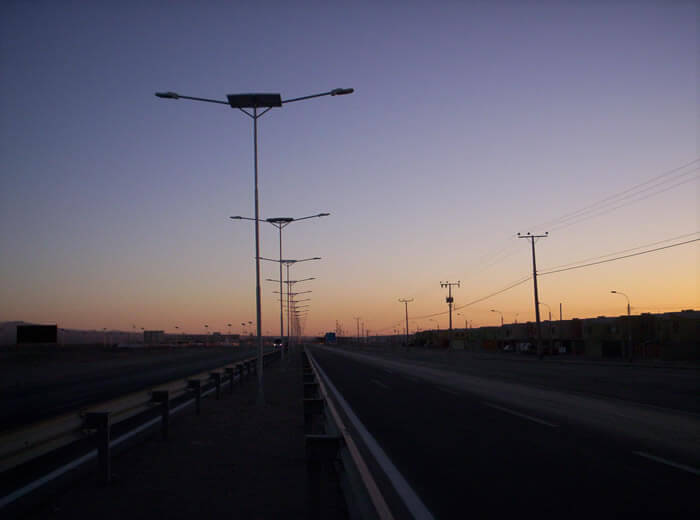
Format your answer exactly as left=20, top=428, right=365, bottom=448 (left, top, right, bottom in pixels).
left=260, top=255, right=320, bottom=349
left=231, top=214, right=328, bottom=348
left=611, top=290, right=632, bottom=359
left=156, top=87, right=353, bottom=400
left=491, top=309, right=504, bottom=348
left=268, top=273, right=315, bottom=347
left=490, top=309, right=504, bottom=327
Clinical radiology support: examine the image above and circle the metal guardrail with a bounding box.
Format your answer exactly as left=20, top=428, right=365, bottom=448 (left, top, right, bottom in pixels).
left=303, top=347, right=394, bottom=520
left=0, top=349, right=281, bottom=511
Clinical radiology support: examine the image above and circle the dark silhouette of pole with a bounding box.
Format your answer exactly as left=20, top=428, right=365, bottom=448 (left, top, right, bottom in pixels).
left=354, top=317, right=361, bottom=343
left=399, top=298, right=413, bottom=345
left=234, top=212, right=325, bottom=350
left=155, top=87, right=353, bottom=405
left=440, top=281, right=460, bottom=331
left=611, top=290, right=632, bottom=359
left=518, top=232, right=548, bottom=358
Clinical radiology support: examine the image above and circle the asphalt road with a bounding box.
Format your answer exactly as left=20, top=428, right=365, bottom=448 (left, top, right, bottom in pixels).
left=310, top=346, right=700, bottom=516
left=337, top=345, right=700, bottom=414
left=1, top=347, right=265, bottom=431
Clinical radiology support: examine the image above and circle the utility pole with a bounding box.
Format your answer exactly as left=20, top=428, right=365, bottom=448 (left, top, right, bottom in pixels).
left=399, top=298, right=414, bottom=346
left=353, top=317, right=361, bottom=344
left=439, top=281, right=460, bottom=331
left=518, top=232, right=548, bottom=358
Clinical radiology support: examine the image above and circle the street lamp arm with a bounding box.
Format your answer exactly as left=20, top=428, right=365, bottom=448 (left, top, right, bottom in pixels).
left=292, top=212, right=331, bottom=222
left=155, top=92, right=229, bottom=105
left=281, top=88, right=353, bottom=105
left=230, top=216, right=259, bottom=221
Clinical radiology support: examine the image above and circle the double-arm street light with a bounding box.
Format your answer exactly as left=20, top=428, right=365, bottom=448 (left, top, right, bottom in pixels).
left=267, top=272, right=316, bottom=347
left=156, top=87, right=353, bottom=400
left=611, top=290, right=632, bottom=359
left=231, top=214, right=328, bottom=348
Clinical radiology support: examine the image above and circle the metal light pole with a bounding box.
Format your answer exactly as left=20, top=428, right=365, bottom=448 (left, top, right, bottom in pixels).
left=231, top=215, right=328, bottom=349
left=491, top=309, right=504, bottom=348
left=490, top=309, right=504, bottom=327
left=268, top=273, right=315, bottom=347
left=156, top=87, right=353, bottom=402
left=611, top=290, right=632, bottom=359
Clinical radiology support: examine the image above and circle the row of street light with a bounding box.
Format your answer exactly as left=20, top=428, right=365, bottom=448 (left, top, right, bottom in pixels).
left=155, top=87, right=352, bottom=399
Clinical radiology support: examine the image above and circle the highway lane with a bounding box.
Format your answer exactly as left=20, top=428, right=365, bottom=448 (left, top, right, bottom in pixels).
left=310, top=347, right=699, bottom=517
left=334, top=345, right=700, bottom=414
left=1, top=347, right=265, bottom=430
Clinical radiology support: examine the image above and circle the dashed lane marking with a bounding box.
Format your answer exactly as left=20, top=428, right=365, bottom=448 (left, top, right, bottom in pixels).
left=483, top=401, right=559, bottom=428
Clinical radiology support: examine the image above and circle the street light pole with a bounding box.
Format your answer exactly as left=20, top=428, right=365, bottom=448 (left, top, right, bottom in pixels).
left=491, top=309, right=504, bottom=348
left=156, top=87, right=353, bottom=403
left=232, top=216, right=327, bottom=350
left=611, top=290, right=632, bottom=359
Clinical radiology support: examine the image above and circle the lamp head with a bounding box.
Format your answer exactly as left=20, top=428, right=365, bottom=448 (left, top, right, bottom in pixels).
left=331, top=88, right=354, bottom=96
left=155, top=91, right=180, bottom=99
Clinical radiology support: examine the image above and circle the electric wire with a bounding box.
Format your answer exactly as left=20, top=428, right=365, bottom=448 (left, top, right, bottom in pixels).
left=538, top=238, right=699, bottom=276
left=540, top=232, right=699, bottom=272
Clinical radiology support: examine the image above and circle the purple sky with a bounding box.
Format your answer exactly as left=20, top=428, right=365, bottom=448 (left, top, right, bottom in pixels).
left=1, top=1, right=697, bottom=335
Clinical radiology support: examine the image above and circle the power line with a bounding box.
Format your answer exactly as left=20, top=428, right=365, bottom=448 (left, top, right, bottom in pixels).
left=461, top=159, right=698, bottom=285
left=548, top=172, right=698, bottom=232
left=540, top=232, right=699, bottom=272
left=532, top=158, right=699, bottom=231
left=539, top=238, right=699, bottom=276
left=455, top=276, right=532, bottom=310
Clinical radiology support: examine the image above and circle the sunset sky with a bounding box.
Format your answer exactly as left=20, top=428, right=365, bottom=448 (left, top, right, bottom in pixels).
left=1, top=1, right=697, bottom=336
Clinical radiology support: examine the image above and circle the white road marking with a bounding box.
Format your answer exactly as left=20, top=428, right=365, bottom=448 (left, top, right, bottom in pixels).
left=372, top=379, right=390, bottom=390
left=311, top=353, right=435, bottom=520
left=483, top=402, right=559, bottom=428
left=633, top=451, right=700, bottom=476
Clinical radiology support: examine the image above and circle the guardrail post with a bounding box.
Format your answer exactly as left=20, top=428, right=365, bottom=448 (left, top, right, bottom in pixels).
left=210, top=372, right=222, bottom=400
left=188, top=379, right=202, bottom=415
left=304, top=398, right=324, bottom=434
left=85, top=412, right=111, bottom=484
left=152, top=390, right=170, bottom=440
left=225, top=367, right=235, bottom=393
left=306, top=434, right=341, bottom=520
